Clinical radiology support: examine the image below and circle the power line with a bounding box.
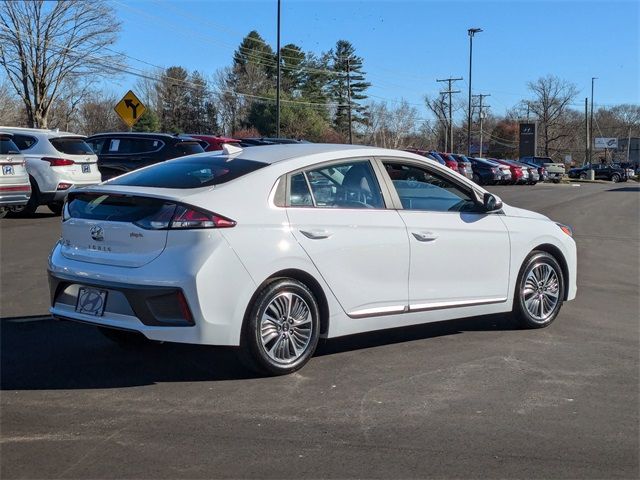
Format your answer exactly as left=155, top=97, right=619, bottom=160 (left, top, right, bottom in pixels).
left=437, top=77, right=462, bottom=151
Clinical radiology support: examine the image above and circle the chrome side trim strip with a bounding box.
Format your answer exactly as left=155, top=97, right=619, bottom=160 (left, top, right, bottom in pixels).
left=409, top=297, right=507, bottom=312
left=348, top=305, right=407, bottom=318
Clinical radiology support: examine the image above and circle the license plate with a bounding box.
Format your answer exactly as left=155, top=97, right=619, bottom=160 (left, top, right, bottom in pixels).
left=82, top=164, right=91, bottom=174
left=2, top=165, right=14, bottom=175
left=75, top=287, right=108, bottom=316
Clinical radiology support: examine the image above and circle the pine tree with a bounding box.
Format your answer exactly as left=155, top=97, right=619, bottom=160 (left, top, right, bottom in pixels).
left=329, top=40, right=370, bottom=138
left=157, top=66, right=189, bottom=133
left=132, top=108, right=159, bottom=132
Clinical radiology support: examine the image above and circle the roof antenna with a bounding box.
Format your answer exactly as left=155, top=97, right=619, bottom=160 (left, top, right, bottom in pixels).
left=222, top=143, right=242, bottom=155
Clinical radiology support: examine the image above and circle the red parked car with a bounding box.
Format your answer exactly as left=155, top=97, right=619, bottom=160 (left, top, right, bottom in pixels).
left=436, top=152, right=460, bottom=173
left=186, top=135, right=241, bottom=152
left=490, top=158, right=527, bottom=184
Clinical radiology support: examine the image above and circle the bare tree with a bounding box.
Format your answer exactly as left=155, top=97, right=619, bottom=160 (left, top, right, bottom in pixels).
left=425, top=94, right=449, bottom=151
left=0, top=78, right=24, bottom=125
left=527, top=75, right=579, bottom=156
left=0, top=0, right=121, bottom=128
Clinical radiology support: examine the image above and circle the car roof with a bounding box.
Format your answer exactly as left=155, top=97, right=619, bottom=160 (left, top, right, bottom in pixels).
left=87, top=132, right=200, bottom=140
left=194, top=143, right=432, bottom=166
left=0, top=126, right=86, bottom=138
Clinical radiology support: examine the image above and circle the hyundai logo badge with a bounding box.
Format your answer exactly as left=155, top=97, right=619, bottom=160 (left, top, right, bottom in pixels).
left=90, top=225, right=104, bottom=241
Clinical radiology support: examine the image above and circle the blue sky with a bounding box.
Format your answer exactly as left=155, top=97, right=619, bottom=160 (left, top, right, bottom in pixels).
left=110, top=0, right=639, bottom=121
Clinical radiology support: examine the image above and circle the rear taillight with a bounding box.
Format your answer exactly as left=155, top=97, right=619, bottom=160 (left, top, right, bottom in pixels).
left=57, top=182, right=72, bottom=190
left=43, top=157, right=74, bottom=166
left=134, top=203, right=236, bottom=230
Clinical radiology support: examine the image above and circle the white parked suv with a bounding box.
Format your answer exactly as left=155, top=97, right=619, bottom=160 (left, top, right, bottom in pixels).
left=48, top=144, right=577, bottom=375
left=0, top=132, right=31, bottom=218
left=0, top=127, right=101, bottom=215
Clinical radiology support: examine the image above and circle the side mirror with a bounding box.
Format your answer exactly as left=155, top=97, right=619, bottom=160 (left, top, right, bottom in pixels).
left=483, top=192, right=503, bottom=212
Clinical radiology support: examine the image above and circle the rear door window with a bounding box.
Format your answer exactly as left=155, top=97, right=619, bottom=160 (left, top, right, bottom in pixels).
left=175, top=141, right=205, bottom=156
left=50, top=137, right=94, bottom=155
left=0, top=137, right=21, bottom=154
left=109, top=156, right=268, bottom=189
left=11, top=134, right=37, bottom=150
left=107, top=138, right=163, bottom=154
left=301, top=160, right=385, bottom=209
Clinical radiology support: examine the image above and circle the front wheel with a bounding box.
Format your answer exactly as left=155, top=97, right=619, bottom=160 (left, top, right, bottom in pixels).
left=513, top=251, right=565, bottom=329
left=552, top=177, right=561, bottom=184
left=239, top=278, right=320, bottom=376
left=579, top=172, right=587, bottom=180
left=611, top=174, right=620, bottom=183
left=472, top=173, right=482, bottom=185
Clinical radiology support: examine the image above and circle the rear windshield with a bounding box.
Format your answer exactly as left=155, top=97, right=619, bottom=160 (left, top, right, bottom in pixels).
left=68, top=193, right=171, bottom=222
left=0, top=137, right=20, bottom=154
left=175, top=141, right=205, bottom=156
left=109, top=156, right=268, bottom=189
left=50, top=137, right=94, bottom=155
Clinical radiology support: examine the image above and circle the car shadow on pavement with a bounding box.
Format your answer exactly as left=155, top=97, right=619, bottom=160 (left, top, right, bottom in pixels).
left=1, top=313, right=518, bottom=390
left=607, top=186, right=640, bottom=192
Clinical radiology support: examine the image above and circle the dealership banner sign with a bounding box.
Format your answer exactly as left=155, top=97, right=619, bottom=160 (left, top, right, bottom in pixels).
left=519, top=123, right=537, bottom=158
left=594, top=137, right=618, bottom=149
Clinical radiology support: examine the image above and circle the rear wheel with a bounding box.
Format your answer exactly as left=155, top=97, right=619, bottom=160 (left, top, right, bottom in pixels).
left=239, top=278, right=320, bottom=376
left=513, top=251, right=564, bottom=329
left=47, top=203, right=63, bottom=215
left=552, top=177, right=561, bottom=183
left=0, top=208, right=8, bottom=219
left=579, top=172, right=587, bottom=179
left=611, top=174, right=620, bottom=183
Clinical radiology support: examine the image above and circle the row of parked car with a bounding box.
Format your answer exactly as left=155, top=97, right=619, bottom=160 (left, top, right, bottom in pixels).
left=2, top=126, right=631, bottom=218
left=0, top=127, right=309, bottom=217
left=404, top=149, right=566, bottom=186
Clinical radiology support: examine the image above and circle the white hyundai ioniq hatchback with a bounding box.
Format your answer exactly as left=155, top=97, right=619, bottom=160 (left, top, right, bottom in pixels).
left=48, top=144, right=577, bottom=375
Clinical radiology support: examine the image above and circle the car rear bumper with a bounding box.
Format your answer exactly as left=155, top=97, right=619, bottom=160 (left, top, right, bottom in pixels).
left=0, top=185, right=31, bottom=206
left=47, top=236, right=256, bottom=346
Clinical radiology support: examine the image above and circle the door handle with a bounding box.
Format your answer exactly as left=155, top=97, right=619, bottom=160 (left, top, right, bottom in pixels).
left=412, top=231, right=438, bottom=242
left=300, top=229, right=333, bottom=240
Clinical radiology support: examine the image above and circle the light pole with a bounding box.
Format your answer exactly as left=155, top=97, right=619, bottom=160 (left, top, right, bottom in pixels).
left=275, top=0, right=281, bottom=138
left=467, top=28, right=482, bottom=156
left=589, top=77, right=597, bottom=164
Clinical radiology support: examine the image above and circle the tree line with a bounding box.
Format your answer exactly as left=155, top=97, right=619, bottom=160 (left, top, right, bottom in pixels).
left=1, top=0, right=638, bottom=163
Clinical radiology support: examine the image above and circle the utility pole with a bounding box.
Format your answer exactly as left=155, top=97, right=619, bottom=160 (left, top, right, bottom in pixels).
left=472, top=93, right=490, bottom=157
left=589, top=77, right=597, bottom=164
left=347, top=58, right=353, bottom=144
left=584, top=97, right=589, bottom=166
left=467, top=27, right=482, bottom=156
left=275, top=0, right=281, bottom=137
left=627, top=127, right=632, bottom=162
left=437, top=77, right=462, bottom=152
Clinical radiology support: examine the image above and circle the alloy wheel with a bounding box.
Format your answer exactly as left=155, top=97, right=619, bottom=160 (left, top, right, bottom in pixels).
left=521, top=263, right=560, bottom=323
left=260, top=292, right=313, bottom=364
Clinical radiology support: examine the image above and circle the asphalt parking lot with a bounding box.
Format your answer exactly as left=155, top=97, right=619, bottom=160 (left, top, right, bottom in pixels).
left=1, top=182, right=638, bottom=479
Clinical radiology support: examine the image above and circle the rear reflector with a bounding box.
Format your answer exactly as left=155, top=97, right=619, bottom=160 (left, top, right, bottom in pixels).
left=43, top=157, right=75, bottom=166
left=0, top=185, right=31, bottom=192
left=57, top=182, right=72, bottom=190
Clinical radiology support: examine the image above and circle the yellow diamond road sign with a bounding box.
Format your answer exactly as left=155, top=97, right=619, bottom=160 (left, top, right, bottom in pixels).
left=114, top=90, right=146, bottom=128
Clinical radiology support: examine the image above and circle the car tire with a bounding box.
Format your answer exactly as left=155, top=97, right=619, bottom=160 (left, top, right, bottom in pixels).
left=239, top=278, right=320, bottom=376
left=47, top=203, right=63, bottom=215
left=611, top=174, right=620, bottom=183
left=472, top=173, right=482, bottom=185
left=0, top=208, right=8, bottom=219
left=513, top=251, right=565, bottom=329
left=552, top=178, right=561, bottom=183
left=7, top=176, right=40, bottom=217
left=97, top=326, right=151, bottom=347
left=579, top=172, right=587, bottom=180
